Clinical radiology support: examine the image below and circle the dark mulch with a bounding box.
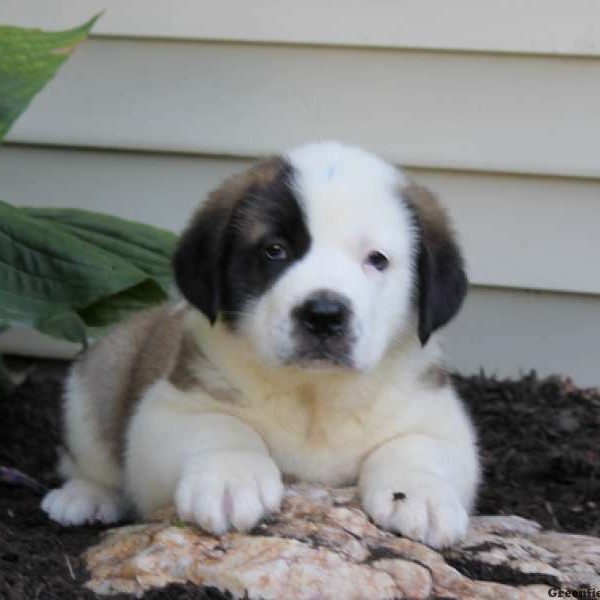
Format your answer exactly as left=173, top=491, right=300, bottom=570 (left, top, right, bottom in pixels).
left=0, top=360, right=229, bottom=600
left=0, top=359, right=598, bottom=598
left=456, top=372, right=600, bottom=536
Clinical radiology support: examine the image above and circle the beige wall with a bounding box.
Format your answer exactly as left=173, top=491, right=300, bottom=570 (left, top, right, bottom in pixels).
left=0, top=2, right=598, bottom=384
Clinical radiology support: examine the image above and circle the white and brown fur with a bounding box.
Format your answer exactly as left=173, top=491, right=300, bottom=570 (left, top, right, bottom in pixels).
left=42, top=142, right=479, bottom=548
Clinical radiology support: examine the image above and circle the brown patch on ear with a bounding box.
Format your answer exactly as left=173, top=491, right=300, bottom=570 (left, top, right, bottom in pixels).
left=402, top=183, right=468, bottom=346
left=403, top=183, right=454, bottom=253
left=172, top=157, right=287, bottom=322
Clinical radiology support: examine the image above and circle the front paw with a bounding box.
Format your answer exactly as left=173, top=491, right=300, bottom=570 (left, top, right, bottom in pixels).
left=41, top=479, right=126, bottom=526
left=360, top=473, right=469, bottom=548
left=175, top=450, right=283, bottom=535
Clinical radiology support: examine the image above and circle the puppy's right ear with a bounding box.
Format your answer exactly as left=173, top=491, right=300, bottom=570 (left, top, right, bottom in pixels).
left=172, top=202, right=231, bottom=324
left=402, top=183, right=468, bottom=346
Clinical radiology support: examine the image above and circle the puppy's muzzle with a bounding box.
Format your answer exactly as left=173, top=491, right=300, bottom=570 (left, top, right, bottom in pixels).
left=293, top=290, right=351, bottom=339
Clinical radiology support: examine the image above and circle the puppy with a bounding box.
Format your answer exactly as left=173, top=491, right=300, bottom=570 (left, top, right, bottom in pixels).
left=42, top=141, right=479, bottom=548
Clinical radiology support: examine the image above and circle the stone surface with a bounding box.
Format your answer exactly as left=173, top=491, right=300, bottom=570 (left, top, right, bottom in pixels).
left=84, top=483, right=600, bottom=599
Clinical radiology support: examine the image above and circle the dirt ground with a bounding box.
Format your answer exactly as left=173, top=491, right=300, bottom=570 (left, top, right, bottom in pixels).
left=0, top=359, right=598, bottom=599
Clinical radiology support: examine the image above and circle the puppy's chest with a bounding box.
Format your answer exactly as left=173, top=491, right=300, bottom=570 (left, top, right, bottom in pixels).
left=233, top=390, right=399, bottom=486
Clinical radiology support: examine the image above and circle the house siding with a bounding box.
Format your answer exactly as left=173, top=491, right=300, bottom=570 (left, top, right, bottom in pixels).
left=0, top=3, right=598, bottom=384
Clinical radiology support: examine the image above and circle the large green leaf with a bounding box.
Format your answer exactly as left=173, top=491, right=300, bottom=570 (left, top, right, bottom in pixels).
left=0, top=15, right=172, bottom=346
left=35, top=310, right=88, bottom=345
left=0, top=15, right=99, bottom=142
left=80, top=279, right=167, bottom=331
left=24, top=207, right=177, bottom=292
left=0, top=199, right=166, bottom=330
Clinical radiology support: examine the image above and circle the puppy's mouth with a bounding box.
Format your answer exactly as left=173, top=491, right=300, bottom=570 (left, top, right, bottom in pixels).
left=284, top=349, right=355, bottom=371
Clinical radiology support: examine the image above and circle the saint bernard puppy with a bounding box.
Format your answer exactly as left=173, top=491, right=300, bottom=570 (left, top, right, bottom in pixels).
left=42, top=141, right=479, bottom=548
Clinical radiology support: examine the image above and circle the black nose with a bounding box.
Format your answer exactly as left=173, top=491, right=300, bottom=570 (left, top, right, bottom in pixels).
left=294, top=291, right=350, bottom=338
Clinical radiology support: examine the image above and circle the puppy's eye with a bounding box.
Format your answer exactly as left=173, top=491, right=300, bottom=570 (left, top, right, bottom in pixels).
left=366, top=250, right=389, bottom=271
left=263, top=242, right=289, bottom=261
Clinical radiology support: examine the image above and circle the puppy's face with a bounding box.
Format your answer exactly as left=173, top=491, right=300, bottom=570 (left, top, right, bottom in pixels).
left=174, top=142, right=466, bottom=373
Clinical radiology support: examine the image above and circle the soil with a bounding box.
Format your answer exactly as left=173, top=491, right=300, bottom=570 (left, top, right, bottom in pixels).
left=0, top=358, right=598, bottom=598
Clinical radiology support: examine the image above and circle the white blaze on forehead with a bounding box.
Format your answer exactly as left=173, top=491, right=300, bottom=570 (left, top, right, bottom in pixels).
left=285, top=141, right=413, bottom=256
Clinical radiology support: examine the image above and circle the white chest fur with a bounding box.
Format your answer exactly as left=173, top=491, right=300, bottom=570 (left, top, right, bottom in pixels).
left=236, top=389, right=396, bottom=485
left=183, top=366, right=430, bottom=486
left=172, top=316, right=446, bottom=487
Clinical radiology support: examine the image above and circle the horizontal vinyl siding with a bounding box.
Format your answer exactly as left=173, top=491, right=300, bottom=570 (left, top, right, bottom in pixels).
left=2, top=144, right=599, bottom=296
left=2, top=0, right=600, bottom=57
left=0, top=6, right=598, bottom=384
left=6, top=39, right=600, bottom=179
left=445, top=287, right=600, bottom=388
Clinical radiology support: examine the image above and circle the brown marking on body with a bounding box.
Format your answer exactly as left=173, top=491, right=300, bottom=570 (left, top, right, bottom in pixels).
left=170, top=331, right=244, bottom=405
left=169, top=330, right=204, bottom=391
left=73, top=305, right=188, bottom=461
left=419, top=363, right=450, bottom=388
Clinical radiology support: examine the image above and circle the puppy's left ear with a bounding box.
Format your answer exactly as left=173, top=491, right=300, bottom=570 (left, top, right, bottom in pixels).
left=402, top=184, right=468, bottom=346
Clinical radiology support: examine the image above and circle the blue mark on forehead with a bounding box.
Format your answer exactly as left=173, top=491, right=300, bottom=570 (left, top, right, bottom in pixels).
left=325, top=163, right=337, bottom=181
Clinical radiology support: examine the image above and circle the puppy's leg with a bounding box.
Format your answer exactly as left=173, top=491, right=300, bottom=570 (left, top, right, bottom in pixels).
left=126, top=381, right=283, bottom=534
left=359, top=431, right=478, bottom=549
left=41, top=371, right=128, bottom=526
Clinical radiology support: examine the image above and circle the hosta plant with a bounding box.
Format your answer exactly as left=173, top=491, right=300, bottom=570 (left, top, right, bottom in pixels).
left=0, top=16, right=176, bottom=394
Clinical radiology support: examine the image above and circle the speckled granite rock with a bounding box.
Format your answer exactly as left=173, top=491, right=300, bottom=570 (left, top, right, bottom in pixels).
left=84, top=483, right=600, bottom=599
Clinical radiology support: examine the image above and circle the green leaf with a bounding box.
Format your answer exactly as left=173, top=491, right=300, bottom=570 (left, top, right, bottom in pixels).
left=0, top=15, right=99, bottom=142
left=79, top=279, right=166, bottom=330
left=24, top=207, right=177, bottom=292
left=35, top=310, right=88, bottom=345
left=0, top=199, right=160, bottom=329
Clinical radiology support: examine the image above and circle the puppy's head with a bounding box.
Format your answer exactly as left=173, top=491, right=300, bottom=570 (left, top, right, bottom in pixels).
left=174, top=142, right=466, bottom=372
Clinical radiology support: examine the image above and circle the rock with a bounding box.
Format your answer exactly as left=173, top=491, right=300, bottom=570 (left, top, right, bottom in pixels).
left=84, top=483, right=600, bottom=599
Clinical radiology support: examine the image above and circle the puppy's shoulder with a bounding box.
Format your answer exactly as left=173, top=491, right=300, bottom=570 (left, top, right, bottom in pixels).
left=374, top=336, right=464, bottom=419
